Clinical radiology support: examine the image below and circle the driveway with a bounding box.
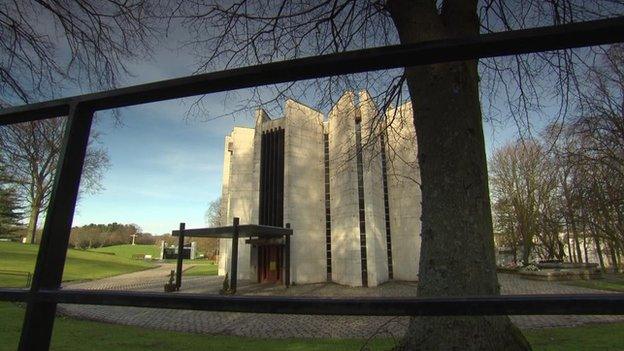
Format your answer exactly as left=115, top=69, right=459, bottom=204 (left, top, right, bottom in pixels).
left=57, top=269, right=624, bottom=338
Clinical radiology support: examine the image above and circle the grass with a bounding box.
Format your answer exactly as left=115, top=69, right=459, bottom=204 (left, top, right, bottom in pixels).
left=160, top=258, right=219, bottom=276
left=0, top=302, right=393, bottom=351
left=523, top=323, right=624, bottom=350
left=0, top=242, right=154, bottom=287
left=564, top=274, right=624, bottom=293
left=185, top=259, right=218, bottom=276
left=2, top=243, right=622, bottom=349
left=90, top=244, right=160, bottom=260
left=1, top=301, right=623, bottom=350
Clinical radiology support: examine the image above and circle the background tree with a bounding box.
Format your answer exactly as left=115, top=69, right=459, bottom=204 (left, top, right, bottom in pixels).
left=69, top=222, right=154, bottom=249
left=490, top=45, right=624, bottom=272
left=0, top=185, right=22, bottom=239
left=0, top=0, right=158, bottom=105
left=198, top=197, right=223, bottom=259
left=205, top=197, right=224, bottom=227
left=0, top=117, right=109, bottom=244
left=490, top=141, right=562, bottom=265
left=1, top=0, right=158, bottom=243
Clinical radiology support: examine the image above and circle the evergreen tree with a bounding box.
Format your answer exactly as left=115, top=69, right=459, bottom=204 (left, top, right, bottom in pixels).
left=0, top=186, right=23, bottom=238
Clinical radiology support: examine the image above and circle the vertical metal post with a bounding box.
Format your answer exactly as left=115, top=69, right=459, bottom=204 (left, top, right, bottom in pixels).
left=230, top=217, right=239, bottom=293
left=18, top=103, right=94, bottom=351
left=285, top=223, right=291, bottom=288
left=175, top=222, right=185, bottom=290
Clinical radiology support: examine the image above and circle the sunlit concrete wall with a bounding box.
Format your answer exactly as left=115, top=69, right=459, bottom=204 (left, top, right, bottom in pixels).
left=218, top=127, right=256, bottom=279
left=282, top=100, right=326, bottom=284
left=359, top=91, right=389, bottom=286
left=239, top=101, right=326, bottom=285
left=327, top=92, right=362, bottom=286
left=385, top=102, right=421, bottom=281
left=218, top=135, right=232, bottom=276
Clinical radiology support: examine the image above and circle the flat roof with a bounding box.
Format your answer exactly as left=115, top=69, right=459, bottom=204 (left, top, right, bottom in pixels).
left=172, top=224, right=292, bottom=238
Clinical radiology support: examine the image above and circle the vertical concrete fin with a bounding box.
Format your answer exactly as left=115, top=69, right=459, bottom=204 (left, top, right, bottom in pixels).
left=383, top=100, right=421, bottom=281
left=284, top=99, right=324, bottom=126
left=255, top=109, right=271, bottom=127
left=358, top=90, right=382, bottom=149
left=328, top=91, right=357, bottom=121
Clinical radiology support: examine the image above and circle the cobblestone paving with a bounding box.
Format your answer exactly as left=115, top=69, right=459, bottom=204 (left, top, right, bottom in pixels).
left=57, top=270, right=624, bottom=339
left=62, top=264, right=181, bottom=291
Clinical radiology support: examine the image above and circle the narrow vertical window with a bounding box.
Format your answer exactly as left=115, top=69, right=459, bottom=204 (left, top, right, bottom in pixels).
left=259, top=128, right=285, bottom=227
left=355, top=122, right=368, bottom=287
left=323, top=133, right=332, bottom=281
left=379, top=133, right=393, bottom=279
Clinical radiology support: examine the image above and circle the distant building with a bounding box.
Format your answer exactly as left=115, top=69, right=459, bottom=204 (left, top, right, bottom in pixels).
left=218, top=91, right=421, bottom=287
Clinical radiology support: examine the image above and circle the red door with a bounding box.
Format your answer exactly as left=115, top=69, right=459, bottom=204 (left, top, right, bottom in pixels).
left=258, top=245, right=282, bottom=283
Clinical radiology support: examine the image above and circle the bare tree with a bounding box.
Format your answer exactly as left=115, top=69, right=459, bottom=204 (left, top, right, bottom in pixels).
left=491, top=45, right=624, bottom=272
left=0, top=0, right=159, bottom=104
left=490, top=140, right=562, bottom=265
left=205, top=196, right=224, bottom=227
left=1, top=1, right=161, bottom=244
left=198, top=197, right=223, bottom=259
left=562, top=44, right=624, bottom=270
left=0, top=117, right=109, bottom=244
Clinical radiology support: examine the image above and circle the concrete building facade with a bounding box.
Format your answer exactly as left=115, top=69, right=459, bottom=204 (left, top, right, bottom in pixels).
left=218, top=92, right=421, bottom=286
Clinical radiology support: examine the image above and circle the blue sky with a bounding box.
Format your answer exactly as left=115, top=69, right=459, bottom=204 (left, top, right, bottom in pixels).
left=70, top=43, right=259, bottom=234
left=73, top=99, right=254, bottom=235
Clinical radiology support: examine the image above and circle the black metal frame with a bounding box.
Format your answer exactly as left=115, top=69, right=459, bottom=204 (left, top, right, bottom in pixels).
left=1, top=17, right=624, bottom=351
left=0, top=270, right=32, bottom=288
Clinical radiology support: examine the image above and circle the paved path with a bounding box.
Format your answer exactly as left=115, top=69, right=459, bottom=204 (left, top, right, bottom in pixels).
left=57, top=270, right=624, bottom=339
left=63, top=264, right=181, bottom=291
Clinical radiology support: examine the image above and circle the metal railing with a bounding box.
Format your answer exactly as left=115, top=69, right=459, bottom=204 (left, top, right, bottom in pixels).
left=0, top=270, right=32, bottom=288
left=1, top=16, right=624, bottom=351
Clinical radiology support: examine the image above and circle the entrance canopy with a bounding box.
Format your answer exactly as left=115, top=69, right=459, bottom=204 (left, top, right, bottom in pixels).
left=171, top=218, right=292, bottom=293
left=172, top=224, right=292, bottom=239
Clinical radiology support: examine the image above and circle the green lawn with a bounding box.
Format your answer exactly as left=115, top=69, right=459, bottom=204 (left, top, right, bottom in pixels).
left=564, top=274, right=624, bottom=293
left=1, top=301, right=623, bottom=350
left=90, top=244, right=160, bottom=260
left=524, top=322, right=624, bottom=350
left=0, top=302, right=393, bottom=351
left=160, top=258, right=219, bottom=276
left=185, top=260, right=218, bottom=276
left=0, top=242, right=155, bottom=287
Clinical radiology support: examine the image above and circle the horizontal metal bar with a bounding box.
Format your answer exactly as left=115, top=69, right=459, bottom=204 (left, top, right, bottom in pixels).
left=0, top=288, right=29, bottom=302
left=2, top=288, right=623, bottom=316
left=0, top=270, right=31, bottom=276
left=172, top=224, right=292, bottom=238
left=2, top=16, right=624, bottom=125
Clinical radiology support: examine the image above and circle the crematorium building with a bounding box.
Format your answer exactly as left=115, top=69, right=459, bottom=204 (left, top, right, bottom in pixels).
left=218, top=91, right=421, bottom=287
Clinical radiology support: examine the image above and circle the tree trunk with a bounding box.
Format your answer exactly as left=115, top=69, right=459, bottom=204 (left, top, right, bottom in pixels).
left=582, top=232, right=589, bottom=263
left=609, top=241, right=620, bottom=272
left=573, top=231, right=583, bottom=263
left=591, top=223, right=606, bottom=271
left=565, top=228, right=574, bottom=262
left=521, top=236, right=533, bottom=266
left=388, top=1, right=531, bottom=350
left=27, top=201, right=41, bottom=244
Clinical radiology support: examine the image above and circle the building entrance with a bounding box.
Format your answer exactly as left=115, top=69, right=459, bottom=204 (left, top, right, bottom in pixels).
left=257, top=244, right=282, bottom=283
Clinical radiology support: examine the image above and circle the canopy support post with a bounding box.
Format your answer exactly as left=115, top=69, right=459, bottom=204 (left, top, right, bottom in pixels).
left=175, top=222, right=185, bottom=290
left=284, top=223, right=291, bottom=287
left=230, top=217, right=239, bottom=293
